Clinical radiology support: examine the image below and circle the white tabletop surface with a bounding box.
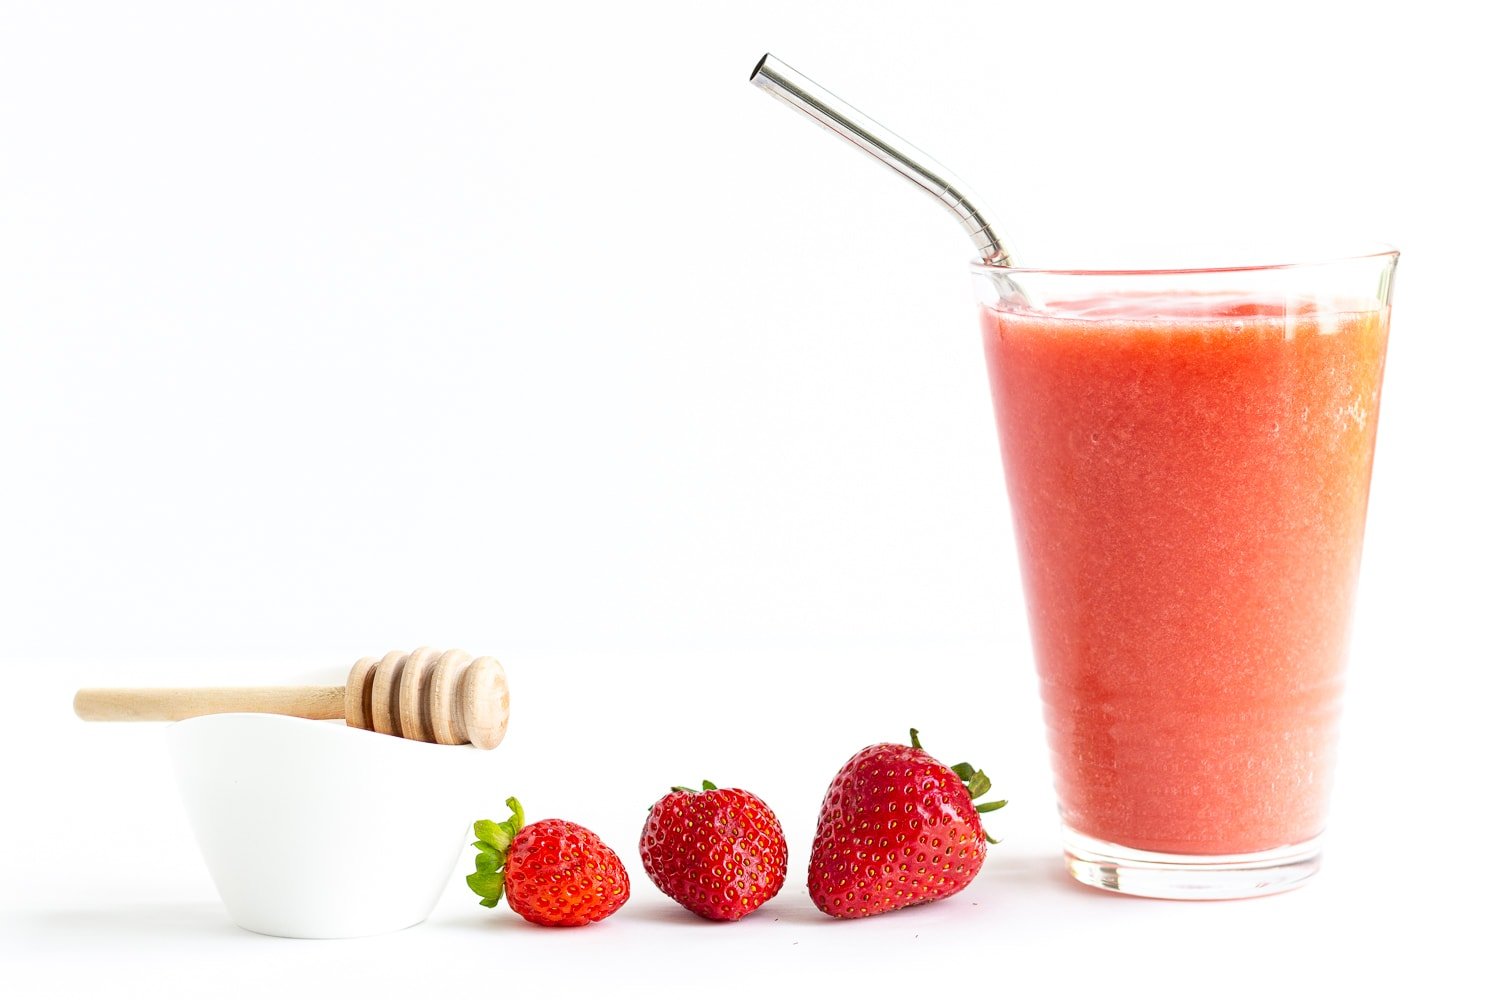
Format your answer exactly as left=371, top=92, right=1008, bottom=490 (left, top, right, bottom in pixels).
left=2, top=642, right=1489, bottom=998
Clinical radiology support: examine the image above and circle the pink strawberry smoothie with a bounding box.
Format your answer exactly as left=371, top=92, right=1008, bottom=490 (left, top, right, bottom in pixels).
left=982, top=292, right=1388, bottom=855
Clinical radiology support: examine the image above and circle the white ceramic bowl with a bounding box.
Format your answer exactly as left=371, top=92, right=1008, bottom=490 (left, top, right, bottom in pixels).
left=169, top=713, right=500, bottom=938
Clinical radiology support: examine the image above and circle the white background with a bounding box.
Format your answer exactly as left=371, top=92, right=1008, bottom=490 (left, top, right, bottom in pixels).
left=2, top=1, right=1494, bottom=996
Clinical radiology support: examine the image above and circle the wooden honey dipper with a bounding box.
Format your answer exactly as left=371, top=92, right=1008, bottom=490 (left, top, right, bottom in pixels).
left=73, top=648, right=509, bottom=749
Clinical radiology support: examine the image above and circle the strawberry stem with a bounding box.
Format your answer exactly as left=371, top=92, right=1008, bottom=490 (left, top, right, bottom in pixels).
left=910, top=728, right=1008, bottom=846
left=956, top=766, right=1005, bottom=844
left=468, top=796, right=527, bottom=909
left=668, top=780, right=719, bottom=794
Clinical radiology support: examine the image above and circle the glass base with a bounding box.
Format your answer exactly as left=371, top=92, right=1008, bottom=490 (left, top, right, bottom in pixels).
left=1061, top=827, right=1322, bottom=900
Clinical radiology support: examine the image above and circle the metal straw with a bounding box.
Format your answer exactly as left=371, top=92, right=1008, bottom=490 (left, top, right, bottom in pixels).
left=749, top=53, right=1013, bottom=266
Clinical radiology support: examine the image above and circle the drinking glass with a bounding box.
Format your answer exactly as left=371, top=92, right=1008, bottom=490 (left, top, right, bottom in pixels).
left=974, top=248, right=1397, bottom=898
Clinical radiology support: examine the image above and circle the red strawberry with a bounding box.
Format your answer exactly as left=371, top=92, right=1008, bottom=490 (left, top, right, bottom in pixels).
left=640, top=780, right=788, bottom=921
left=467, top=797, right=630, bottom=927
left=808, top=729, right=1006, bottom=918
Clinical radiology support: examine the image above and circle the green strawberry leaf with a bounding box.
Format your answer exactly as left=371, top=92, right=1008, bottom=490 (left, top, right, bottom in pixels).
left=474, top=819, right=514, bottom=854
left=905, top=729, right=1010, bottom=846
left=467, top=871, right=503, bottom=907
left=468, top=796, right=526, bottom=910
left=905, top=728, right=1010, bottom=847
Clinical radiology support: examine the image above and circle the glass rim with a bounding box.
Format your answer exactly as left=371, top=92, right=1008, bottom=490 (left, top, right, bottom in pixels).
left=970, top=242, right=1399, bottom=277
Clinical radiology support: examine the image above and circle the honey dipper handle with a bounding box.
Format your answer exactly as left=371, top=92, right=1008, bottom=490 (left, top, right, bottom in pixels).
left=73, top=686, right=347, bottom=723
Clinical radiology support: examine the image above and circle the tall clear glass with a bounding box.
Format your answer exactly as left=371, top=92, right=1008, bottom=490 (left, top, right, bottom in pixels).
left=974, top=249, right=1397, bottom=898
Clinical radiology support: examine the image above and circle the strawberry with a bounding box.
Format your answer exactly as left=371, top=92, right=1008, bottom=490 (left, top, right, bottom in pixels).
left=639, top=779, right=788, bottom=921
left=808, top=729, right=1006, bottom=918
left=467, top=797, right=630, bottom=927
